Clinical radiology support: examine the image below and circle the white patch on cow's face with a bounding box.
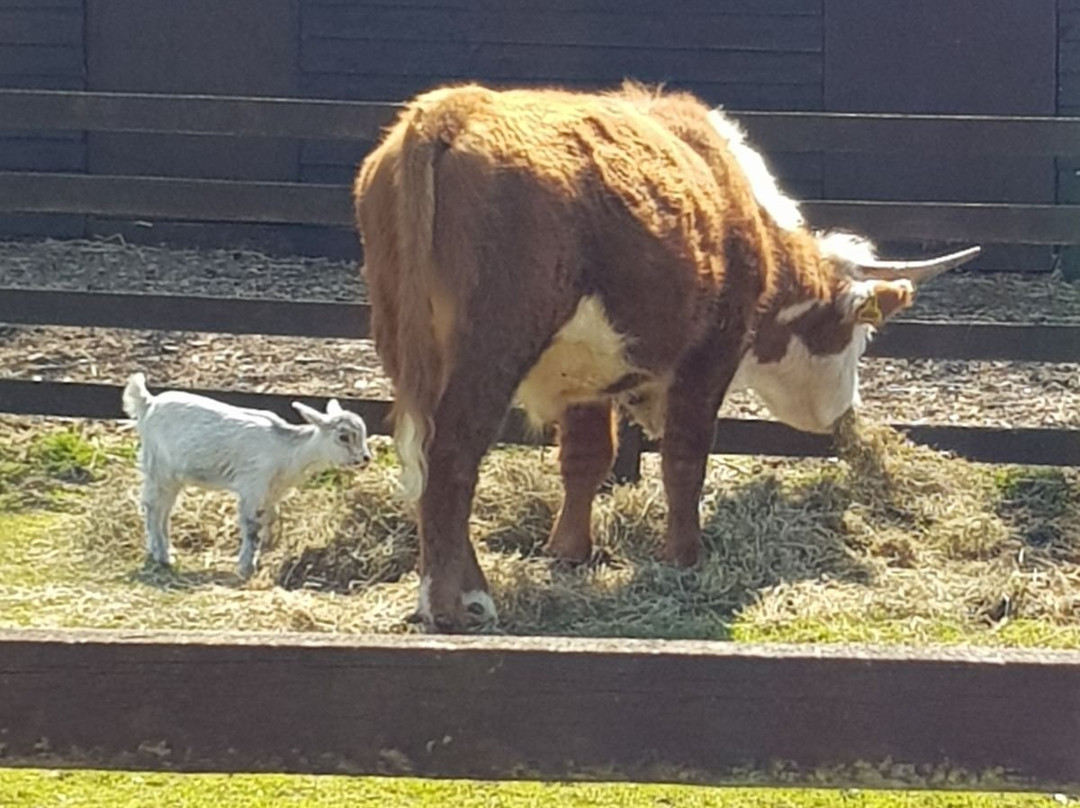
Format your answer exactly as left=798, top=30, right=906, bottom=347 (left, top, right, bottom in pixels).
left=706, top=109, right=805, bottom=232
left=515, top=295, right=662, bottom=429
left=731, top=325, right=872, bottom=434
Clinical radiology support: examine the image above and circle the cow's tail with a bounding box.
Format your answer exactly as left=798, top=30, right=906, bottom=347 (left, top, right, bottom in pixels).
left=385, top=104, right=460, bottom=503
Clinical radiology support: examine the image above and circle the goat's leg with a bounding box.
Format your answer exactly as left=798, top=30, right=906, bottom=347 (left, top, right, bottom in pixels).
left=660, top=345, right=739, bottom=567
left=237, top=496, right=271, bottom=580
left=142, top=478, right=180, bottom=567
left=545, top=401, right=616, bottom=563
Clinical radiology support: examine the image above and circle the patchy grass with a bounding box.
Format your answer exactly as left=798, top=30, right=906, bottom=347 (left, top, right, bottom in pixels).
left=1, top=413, right=1078, bottom=806
left=0, top=418, right=125, bottom=511
left=0, top=770, right=1071, bottom=808
left=0, top=411, right=1077, bottom=644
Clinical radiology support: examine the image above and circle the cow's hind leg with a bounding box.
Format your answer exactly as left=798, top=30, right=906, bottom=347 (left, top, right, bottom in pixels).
left=415, top=371, right=526, bottom=633
left=414, top=321, right=557, bottom=633
left=545, top=401, right=616, bottom=563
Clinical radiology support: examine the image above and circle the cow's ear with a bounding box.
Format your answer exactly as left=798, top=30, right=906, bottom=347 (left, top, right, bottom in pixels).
left=854, top=280, right=914, bottom=325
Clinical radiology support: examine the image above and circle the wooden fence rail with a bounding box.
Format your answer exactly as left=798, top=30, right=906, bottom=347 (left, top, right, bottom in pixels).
left=3, top=378, right=1078, bottom=468
left=2, top=629, right=1079, bottom=793
left=1, top=172, right=1077, bottom=245
left=3, top=287, right=1079, bottom=362
left=4, top=89, right=1080, bottom=156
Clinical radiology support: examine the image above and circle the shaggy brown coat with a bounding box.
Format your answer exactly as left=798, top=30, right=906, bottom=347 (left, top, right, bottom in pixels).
left=354, top=81, right=963, bottom=632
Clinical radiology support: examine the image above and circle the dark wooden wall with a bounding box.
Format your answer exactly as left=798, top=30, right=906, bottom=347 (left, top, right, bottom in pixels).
left=0, top=0, right=1071, bottom=267
left=0, top=0, right=86, bottom=239
left=1061, top=0, right=1080, bottom=277
left=296, top=0, right=825, bottom=203
left=824, top=0, right=1058, bottom=271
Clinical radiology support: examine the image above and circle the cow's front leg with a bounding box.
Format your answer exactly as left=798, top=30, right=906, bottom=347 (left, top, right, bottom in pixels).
left=660, top=349, right=738, bottom=567
left=545, top=401, right=616, bottom=563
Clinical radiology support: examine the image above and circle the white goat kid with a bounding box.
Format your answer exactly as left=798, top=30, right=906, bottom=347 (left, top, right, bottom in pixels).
left=122, top=372, right=372, bottom=579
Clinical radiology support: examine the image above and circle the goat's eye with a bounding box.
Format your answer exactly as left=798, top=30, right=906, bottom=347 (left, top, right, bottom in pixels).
left=337, top=433, right=350, bottom=445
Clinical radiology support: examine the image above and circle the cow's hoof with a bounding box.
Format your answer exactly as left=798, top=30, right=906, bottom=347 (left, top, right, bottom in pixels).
left=543, top=532, right=592, bottom=566
left=660, top=537, right=703, bottom=568
left=415, top=576, right=498, bottom=633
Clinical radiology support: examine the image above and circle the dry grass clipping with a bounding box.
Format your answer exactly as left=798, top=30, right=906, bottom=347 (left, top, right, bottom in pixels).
left=2, top=411, right=1078, bottom=642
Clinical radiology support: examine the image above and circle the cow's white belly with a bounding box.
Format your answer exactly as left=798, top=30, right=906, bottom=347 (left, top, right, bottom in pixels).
left=514, top=295, right=668, bottom=436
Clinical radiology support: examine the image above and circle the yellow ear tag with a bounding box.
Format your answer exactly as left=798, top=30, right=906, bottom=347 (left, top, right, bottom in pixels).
left=855, top=294, right=883, bottom=326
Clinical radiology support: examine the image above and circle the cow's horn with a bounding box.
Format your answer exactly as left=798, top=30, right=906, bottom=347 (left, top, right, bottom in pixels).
left=856, top=246, right=982, bottom=284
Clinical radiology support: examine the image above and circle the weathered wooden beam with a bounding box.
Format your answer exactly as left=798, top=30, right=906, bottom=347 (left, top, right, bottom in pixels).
left=0, top=288, right=372, bottom=340
left=0, top=629, right=1078, bottom=791
left=1, top=379, right=1076, bottom=467
left=2, top=172, right=1076, bottom=244
left=736, top=110, right=1080, bottom=155
left=2, top=90, right=1080, bottom=156
left=0, top=172, right=353, bottom=226
left=3, top=288, right=1079, bottom=363
left=0, top=88, right=398, bottom=140
left=804, top=200, right=1080, bottom=246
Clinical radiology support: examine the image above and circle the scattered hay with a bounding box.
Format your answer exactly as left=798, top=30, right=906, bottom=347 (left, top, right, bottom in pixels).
left=1, top=412, right=1078, bottom=643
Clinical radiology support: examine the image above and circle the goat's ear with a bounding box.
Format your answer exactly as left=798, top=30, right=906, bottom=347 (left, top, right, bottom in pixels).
left=325, top=398, right=344, bottom=416
left=292, top=401, right=328, bottom=427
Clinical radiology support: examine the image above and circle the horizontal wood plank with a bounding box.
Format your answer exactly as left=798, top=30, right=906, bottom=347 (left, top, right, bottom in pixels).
left=0, top=74, right=84, bottom=90
left=0, top=172, right=352, bottom=226
left=806, top=200, right=1080, bottom=245
left=0, top=90, right=398, bottom=141
left=0, top=211, right=84, bottom=238
left=1059, top=46, right=1080, bottom=74
left=300, top=73, right=826, bottom=109
left=1, top=379, right=1076, bottom=466
left=0, top=136, right=83, bottom=170
left=0, top=0, right=80, bottom=7
left=0, top=288, right=372, bottom=339
left=2, top=288, right=1078, bottom=362
left=0, top=9, right=82, bottom=45
left=0, top=629, right=1078, bottom=790
left=301, top=39, right=823, bottom=84
left=301, top=6, right=822, bottom=51
left=302, top=0, right=823, bottom=12
left=0, top=44, right=83, bottom=76
left=1061, top=11, right=1080, bottom=40
left=3, top=172, right=1076, bottom=244
left=5, top=90, right=1080, bottom=154
left=736, top=110, right=1080, bottom=155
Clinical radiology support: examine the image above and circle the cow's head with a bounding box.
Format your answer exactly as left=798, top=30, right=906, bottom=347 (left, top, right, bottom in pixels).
left=733, top=241, right=980, bottom=434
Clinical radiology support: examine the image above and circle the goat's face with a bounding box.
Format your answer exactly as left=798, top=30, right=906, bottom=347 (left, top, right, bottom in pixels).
left=293, top=399, right=373, bottom=468
left=734, top=244, right=981, bottom=435
left=326, top=411, right=373, bottom=468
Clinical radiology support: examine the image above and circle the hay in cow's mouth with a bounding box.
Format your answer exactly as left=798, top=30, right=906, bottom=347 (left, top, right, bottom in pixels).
left=1, top=414, right=1077, bottom=644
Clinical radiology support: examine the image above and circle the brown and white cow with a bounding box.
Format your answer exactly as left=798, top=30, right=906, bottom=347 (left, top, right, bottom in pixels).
left=354, top=81, right=979, bottom=633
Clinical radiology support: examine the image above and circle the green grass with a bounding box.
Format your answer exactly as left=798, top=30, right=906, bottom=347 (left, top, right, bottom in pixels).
left=0, top=423, right=120, bottom=511
left=732, top=614, right=1080, bottom=650
left=0, top=770, right=1070, bottom=808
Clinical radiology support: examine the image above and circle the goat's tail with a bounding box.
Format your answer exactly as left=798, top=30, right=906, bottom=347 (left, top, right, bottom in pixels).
left=355, top=90, right=469, bottom=503
left=121, top=372, right=154, bottom=421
